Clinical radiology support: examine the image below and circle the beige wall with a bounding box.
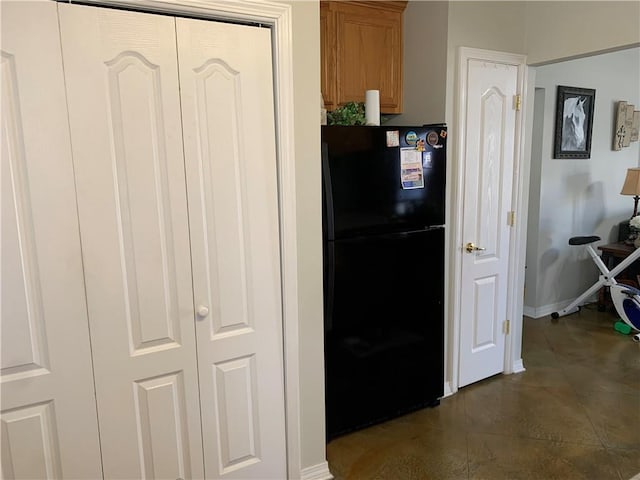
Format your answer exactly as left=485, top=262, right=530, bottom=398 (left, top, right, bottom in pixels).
left=275, top=0, right=326, bottom=473
left=447, top=1, right=527, bottom=56
left=524, top=1, right=640, bottom=65
left=445, top=1, right=527, bottom=129
left=387, top=1, right=449, bottom=126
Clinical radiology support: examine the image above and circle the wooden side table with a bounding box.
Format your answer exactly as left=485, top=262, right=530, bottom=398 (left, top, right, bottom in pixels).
left=597, top=242, right=639, bottom=310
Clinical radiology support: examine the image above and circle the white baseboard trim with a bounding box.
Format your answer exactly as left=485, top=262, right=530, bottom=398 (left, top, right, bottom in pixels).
left=511, top=358, right=526, bottom=374
left=523, top=295, right=597, bottom=319
left=442, top=381, right=455, bottom=398
left=301, top=461, right=333, bottom=480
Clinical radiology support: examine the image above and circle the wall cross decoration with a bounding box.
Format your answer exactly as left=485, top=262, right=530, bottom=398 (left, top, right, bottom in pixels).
left=614, top=101, right=640, bottom=150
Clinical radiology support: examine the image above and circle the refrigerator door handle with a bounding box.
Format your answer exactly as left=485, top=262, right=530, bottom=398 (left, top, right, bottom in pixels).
left=321, top=142, right=335, bottom=241
left=338, top=227, right=444, bottom=243
left=324, top=241, right=335, bottom=332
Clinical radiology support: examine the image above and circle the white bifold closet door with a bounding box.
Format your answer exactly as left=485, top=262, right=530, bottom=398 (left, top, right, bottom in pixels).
left=0, top=2, right=102, bottom=479
left=176, top=17, right=287, bottom=479
left=59, top=3, right=287, bottom=479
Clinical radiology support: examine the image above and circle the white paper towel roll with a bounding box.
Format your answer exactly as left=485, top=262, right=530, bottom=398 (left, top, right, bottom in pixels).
left=365, top=90, right=380, bottom=126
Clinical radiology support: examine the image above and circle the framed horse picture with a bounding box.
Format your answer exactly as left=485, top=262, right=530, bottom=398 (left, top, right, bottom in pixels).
left=553, top=85, right=596, bottom=159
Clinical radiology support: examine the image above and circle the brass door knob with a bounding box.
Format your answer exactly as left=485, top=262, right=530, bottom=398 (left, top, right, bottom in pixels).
left=465, top=242, right=486, bottom=253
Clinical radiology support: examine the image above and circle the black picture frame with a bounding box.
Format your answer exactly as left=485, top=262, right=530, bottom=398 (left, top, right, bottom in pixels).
left=553, top=85, right=595, bottom=159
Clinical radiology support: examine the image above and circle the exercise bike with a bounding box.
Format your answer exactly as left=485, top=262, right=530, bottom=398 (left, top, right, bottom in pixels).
left=551, top=235, right=640, bottom=341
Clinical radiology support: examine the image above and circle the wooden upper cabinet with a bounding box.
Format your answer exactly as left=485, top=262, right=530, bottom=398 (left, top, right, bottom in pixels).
left=321, top=1, right=407, bottom=114
left=320, top=3, right=337, bottom=111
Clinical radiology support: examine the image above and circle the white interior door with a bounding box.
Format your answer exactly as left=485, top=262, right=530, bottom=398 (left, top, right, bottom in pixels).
left=176, top=17, right=287, bottom=479
left=458, top=58, right=519, bottom=388
left=0, top=2, right=102, bottom=478
left=58, top=4, right=204, bottom=479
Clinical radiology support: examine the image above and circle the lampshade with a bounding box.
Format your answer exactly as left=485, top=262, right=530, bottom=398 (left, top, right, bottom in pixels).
left=621, top=168, right=640, bottom=195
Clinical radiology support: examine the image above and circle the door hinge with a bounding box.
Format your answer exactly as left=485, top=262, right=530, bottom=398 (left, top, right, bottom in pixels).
left=504, top=319, right=510, bottom=335
left=513, top=94, right=521, bottom=111
left=507, top=211, right=515, bottom=226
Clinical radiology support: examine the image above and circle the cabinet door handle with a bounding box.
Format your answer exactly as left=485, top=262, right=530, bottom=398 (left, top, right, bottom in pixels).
left=197, top=305, right=209, bottom=318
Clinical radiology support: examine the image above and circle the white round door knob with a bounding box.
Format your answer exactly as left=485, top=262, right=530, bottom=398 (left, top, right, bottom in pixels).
left=197, top=305, right=209, bottom=317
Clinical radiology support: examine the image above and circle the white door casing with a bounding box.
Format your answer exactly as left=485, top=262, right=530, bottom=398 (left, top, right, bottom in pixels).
left=58, top=4, right=205, bottom=479
left=0, top=2, right=102, bottom=478
left=456, top=49, right=525, bottom=388
left=176, top=16, right=287, bottom=479
left=59, top=3, right=289, bottom=479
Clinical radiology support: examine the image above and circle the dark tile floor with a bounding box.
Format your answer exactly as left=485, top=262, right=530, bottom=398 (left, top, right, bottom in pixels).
left=326, top=305, right=640, bottom=479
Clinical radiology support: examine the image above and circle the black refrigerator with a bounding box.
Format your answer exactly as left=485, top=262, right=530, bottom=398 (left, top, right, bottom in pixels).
left=322, top=124, right=446, bottom=440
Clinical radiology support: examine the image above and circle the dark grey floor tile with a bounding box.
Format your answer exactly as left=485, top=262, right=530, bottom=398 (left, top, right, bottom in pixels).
left=561, top=359, right=640, bottom=396
left=578, top=390, right=640, bottom=450
left=464, top=382, right=601, bottom=445
left=328, top=427, right=469, bottom=480
left=467, top=432, right=620, bottom=480
left=606, top=447, right=640, bottom=480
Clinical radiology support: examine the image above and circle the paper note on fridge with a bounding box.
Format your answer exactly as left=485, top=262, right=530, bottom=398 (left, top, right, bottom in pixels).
left=400, top=147, right=424, bottom=189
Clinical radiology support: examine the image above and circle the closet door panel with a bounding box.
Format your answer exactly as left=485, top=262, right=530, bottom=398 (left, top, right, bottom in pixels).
left=58, top=5, right=204, bottom=479
left=0, top=3, right=102, bottom=479
left=177, top=18, right=287, bottom=479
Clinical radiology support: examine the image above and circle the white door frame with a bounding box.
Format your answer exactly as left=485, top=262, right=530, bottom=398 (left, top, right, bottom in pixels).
left=448, top=47, right=529, bottom=395
left=63, top=0, right=302, bottom=476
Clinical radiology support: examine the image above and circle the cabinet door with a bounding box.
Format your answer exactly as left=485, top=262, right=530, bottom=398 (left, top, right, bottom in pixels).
left=335, top=4, right=403, bottom=113
left=1, top=2, right=102, bottom=478
left=176, top=17, right=287, bottom=479
left=58, top=5, right=204, bottom=479
left=320, top=3, right=337, bottom=111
